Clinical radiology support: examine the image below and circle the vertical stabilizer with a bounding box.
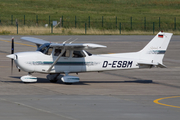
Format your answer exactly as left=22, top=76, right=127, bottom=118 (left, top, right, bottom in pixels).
left=138, top=31, right=173, bottom=65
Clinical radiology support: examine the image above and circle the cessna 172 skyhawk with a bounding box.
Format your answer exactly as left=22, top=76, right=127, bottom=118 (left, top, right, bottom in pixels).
left=7, top=31, right=172, bottom=84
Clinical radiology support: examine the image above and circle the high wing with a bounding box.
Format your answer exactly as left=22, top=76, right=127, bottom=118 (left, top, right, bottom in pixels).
left=21, top=37, right=107, bottom=50
left=21, top=37, right=50, bottom=48
left=50, top=43, right=106, bottom=50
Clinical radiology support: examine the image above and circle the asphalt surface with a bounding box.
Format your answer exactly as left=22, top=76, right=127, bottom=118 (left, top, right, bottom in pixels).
left=0, top=34, right=180, bottom=120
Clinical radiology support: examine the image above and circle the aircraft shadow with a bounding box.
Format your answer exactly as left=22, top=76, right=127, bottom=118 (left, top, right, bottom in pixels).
left=81, top=80, right=153, bottom=84
left=5, top=76, right=153, bottom=85
left=102, top=72, right=180, bottom=89
left=5, top=76, right=180, bottom=89
left=153, top=82, right=180, bottom=89
left=6, top=76, right=88, bottom=85
left=6, top=76, right=61, bottom=84
left=3, top=76, right=149, bottom=85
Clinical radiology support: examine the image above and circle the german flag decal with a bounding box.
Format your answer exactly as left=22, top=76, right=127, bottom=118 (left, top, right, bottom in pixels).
left=158, top=34, right=163, bottom=38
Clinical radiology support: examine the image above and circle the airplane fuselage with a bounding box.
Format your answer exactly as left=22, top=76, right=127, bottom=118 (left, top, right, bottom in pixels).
left=14, top=51, right=142, bottom=74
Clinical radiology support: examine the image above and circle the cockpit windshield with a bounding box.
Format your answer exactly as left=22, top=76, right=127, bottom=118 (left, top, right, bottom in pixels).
left=37, top=43, right=52, bottom=55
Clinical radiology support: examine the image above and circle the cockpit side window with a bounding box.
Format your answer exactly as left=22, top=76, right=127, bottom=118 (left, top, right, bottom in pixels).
left=54, top=48, right=61, bottom=56
left=45, top=47, right=53, bottom=55
left=73, top=51, right=86, bottom=58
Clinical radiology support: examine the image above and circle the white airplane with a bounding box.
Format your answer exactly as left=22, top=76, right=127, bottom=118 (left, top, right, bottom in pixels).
left=7, top=31, right=173, bottom=84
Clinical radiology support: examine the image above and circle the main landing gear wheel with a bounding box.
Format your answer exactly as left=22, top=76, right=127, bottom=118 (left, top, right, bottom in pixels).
left=50, top=79, right=58, bottom=83
left=47, top=73, right=63, bottom=83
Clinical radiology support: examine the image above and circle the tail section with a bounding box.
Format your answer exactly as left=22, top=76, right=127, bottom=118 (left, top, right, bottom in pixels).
left=138, top=31, right=173, bottom=67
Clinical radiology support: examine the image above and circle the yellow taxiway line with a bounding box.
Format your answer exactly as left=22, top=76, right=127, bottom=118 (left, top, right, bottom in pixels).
left=0, top=39, right=36, bottom=47
left=154, top=96, right=180, bottom=108
left=0, top=66, right=8, bottom=68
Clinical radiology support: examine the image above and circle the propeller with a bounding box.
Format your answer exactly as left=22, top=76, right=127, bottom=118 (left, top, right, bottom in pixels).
left=11, top=37, right=14, bottom=74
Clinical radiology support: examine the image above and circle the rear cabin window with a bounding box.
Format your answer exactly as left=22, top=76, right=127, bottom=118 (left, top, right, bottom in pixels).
left=62, top=50, right=70, bottom=57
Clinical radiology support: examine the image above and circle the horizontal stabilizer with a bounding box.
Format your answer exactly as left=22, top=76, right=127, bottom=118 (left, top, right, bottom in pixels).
left=138, top=62, right=167, bottom=68
left=156, top=63, right=167, bottom=68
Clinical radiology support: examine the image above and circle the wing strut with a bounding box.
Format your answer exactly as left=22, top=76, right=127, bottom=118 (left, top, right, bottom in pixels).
left=47, top=48, right=65, bottom=72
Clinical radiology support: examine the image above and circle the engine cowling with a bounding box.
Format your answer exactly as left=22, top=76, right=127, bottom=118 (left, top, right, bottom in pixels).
left=61, top=76, right=80, bottom=83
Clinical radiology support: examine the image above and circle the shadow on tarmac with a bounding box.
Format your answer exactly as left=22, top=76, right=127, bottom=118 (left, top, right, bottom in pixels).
left=100, top=71, right=180, bottom=89
left=5, top=76, right=180, bottom=89
left=153, top=82, right=180, bottom=89
left=5, top=76, right=153, bottom=85
left=81, top=80, right=153, bottom=84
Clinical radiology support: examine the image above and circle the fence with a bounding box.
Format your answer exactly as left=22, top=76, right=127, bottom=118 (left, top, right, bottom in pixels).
left=0, top=15, right=179, bottom=34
